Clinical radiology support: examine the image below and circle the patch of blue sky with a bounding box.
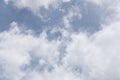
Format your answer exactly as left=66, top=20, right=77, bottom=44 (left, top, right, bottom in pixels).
left=0, top=0, right=43, bottom=32
left=0, top=0, right=106, bottom=33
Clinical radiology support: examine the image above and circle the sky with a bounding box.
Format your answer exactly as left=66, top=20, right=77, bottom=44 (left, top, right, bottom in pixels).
left=0, top=0, right=120, bottom=80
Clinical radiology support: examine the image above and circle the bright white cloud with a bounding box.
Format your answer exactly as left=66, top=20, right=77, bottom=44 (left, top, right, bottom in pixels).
left=63, top=20, right=120, bottom=80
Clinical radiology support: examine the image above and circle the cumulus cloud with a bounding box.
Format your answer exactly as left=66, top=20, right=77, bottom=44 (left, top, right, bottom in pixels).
left=0, top=22, right=61, bottom=80
left=0, top=15, right=120, bottom=80
left=1, top=0, right=120, bottom=80
left=63, top=20, right=120, bottom=80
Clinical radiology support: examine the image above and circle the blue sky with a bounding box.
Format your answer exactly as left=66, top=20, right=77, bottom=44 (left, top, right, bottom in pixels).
left=0, top=0, right=120, bottom=80
left=0, top=0, right=106, bottom=32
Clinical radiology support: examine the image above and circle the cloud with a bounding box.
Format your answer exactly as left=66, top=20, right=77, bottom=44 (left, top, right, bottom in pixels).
left=0, top=22, right=61, bottom=80
left=1, top=14, right=120, bottom=80
left=63, top=20, right=120, bottom=80
left=1, top=0, right=120, bottom=80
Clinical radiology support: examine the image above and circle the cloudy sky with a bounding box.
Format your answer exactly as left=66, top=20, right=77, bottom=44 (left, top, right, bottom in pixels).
left=0, top=0, right=120, bottom=80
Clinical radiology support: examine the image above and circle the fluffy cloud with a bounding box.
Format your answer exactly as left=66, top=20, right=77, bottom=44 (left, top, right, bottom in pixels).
left=0, top=17, right=120, bottom=80
left=1, top=0, right=120, bottom=79
left=64, top=21, right=120, bottom=80
left=0, top=22, right=61, bottom=80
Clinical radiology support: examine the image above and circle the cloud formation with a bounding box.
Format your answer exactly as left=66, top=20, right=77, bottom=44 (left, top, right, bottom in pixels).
left=1, top=0, right=120, bottom=80
left=1, top=16, right=120, bottom=80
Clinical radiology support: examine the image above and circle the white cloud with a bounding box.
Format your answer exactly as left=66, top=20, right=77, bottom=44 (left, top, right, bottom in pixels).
left=0, top=22, right=61, bottom=80
left=63, top=20, right=120, bottom=80
left=1, top=18, right=120, bottom=80
left=1, top=0, right=120, bottom=78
